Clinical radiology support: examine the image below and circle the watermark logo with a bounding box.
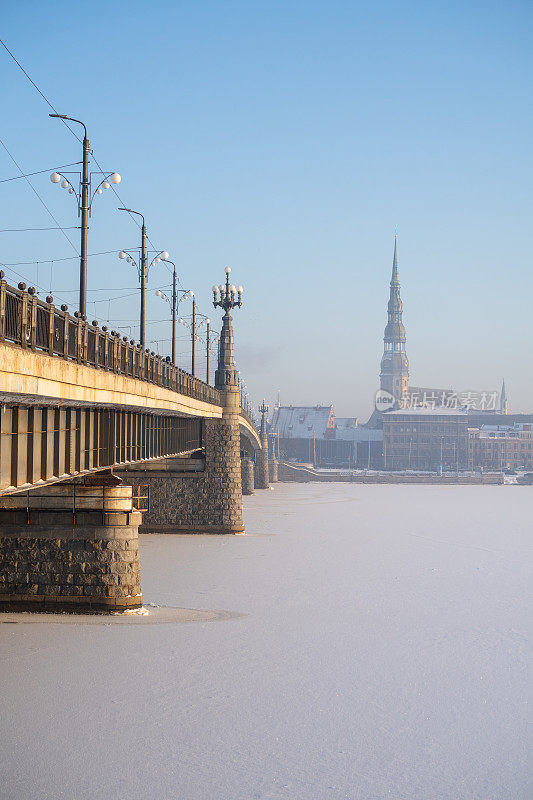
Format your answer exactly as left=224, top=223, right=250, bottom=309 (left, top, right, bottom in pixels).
left=375, top=389, right=395, bottom=412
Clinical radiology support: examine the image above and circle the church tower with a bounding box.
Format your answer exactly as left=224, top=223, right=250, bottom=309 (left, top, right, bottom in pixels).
left=380, top=233, right=409, bottom=401
left=500, top=379, right=508, bottom=414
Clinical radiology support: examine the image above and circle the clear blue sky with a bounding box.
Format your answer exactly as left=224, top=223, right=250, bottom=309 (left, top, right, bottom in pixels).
left=1, top=0, right=532, bottom=417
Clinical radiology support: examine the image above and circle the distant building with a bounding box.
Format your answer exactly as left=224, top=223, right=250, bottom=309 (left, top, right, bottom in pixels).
left=335, top=419, right=383, bottom=468
left=380, top=234, right=409, bottom=402
left=270, top=405, right=336, bottom=440
left=500, top=379, right=508, bottom=414
left=269, top=405, right=345, bottom=465
left=383, top=409, right=469, bottom=471
left=366, top=235, right=514, bottom=434
left=468, top=423, right=533, bottom=471
left=269, top=406, right=383, bottom=467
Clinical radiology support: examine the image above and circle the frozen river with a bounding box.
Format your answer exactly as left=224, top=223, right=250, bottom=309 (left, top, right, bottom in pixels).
left=1, top=483, right=531, bottom=800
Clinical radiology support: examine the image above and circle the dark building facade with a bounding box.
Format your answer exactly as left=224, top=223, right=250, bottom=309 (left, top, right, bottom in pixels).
left=380, top=234, right=409, bottom=402
left=383, top=410, right=469, bottom=471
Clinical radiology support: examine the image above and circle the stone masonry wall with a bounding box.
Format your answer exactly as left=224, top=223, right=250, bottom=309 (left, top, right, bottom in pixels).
left=120, top=417, right=244, bottom=534
left=0, top=519, right=142, bottom=612
left=241, top=457, right=254, bottom=495
left=254, top=441, right=269, bottom=489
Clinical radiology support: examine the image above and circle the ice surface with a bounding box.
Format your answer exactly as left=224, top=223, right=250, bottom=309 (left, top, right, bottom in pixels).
left=0, top=484, right=531, bottom=800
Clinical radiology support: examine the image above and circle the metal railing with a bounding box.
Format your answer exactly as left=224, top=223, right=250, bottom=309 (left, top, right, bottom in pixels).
left=0, top=276, right=222, bottom=407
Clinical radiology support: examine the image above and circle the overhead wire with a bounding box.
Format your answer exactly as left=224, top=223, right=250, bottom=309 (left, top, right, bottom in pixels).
left=0, top=37, right=215, bottom=350
left=0, top=161, right=82, bottom=184
left=0, top=137, right=79, bottom=255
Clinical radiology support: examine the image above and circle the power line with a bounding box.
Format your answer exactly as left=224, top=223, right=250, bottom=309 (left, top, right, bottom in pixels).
left=0, top=249, right=136, bottom=266
left=0, top=38, right=212, bottom=322
left=0, top=226, right=80, bottom=232
left=0, top=137, right=79, bottom=255
left=0, top=161, right=82, bottom=184
left=0, top=38, right=83, bottom=144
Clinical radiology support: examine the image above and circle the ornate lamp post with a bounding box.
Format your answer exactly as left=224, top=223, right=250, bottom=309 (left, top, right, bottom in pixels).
left=117, top=209, right=168, bottom=347
left=212, top=266, right=243, bottom=394
left=49, top=114, right=121, bottom=317
left=256, top=398, right=270, bottom=489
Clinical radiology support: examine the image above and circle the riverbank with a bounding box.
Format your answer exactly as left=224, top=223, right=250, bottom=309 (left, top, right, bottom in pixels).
left=278, top=461, right=504, bottom=484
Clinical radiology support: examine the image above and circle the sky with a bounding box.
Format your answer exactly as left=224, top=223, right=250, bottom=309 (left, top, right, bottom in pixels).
left=1, top=0, right=532, bottom=418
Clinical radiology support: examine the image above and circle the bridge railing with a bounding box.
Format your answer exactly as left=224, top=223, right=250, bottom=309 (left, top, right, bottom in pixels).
left=0, top=276, right=222, bottom=407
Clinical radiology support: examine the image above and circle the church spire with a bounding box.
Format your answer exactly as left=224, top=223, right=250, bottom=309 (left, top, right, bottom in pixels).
left=500, top=379, right=508, bottom=414
left=380, top=232, right=409, bottom=402
left=391, top=230, right=399, bottom=287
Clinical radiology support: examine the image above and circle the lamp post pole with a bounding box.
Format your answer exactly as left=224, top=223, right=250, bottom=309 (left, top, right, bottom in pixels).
left=191, top=295, right=196, bottom=376
left=206, top=319, right=210, bottom=384
left=80, top=128, right=89, bottom=317
left=140, top=219, right=147, bottom=348
left=118, top=208, right=148, bottom=346
left=49, top=114, right=120, bottom=318
left=50, top=114, right=89, bottom=317
left=172, top=266, right=177, bottom=365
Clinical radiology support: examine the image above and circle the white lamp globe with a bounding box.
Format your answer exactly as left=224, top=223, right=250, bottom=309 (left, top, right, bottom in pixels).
left=109, top=173, right=121, bottom=184
left=126, top=257, right=132, bottom=263
left=230, top=284, right=236, bottom=293
left=178, top=317, right=183, bottom=324
left=187, top=290, right=194, bottom=298
left=155, top=257, right=160, bottom=263
left=237, top=285, right=243, bottom=293
left=50, top=172, right=61, bottom=183
left=218, top=284, right=224, bottom=292
left=206, top=318, right=210, bottom=324
left=61, top=179, right=69, bottom=189
left=97, top=187, right=103, bottom=195
left=68, top=187, right=74, bottom=194
left=161, top=251, right=169, bottom=260
left=225, top=266, right=231, bottom=274
left=212, top=285, right=218, bottom=293
left=118, top=251, right=127, bottom=259
left=155, top=290, right=162, bottom=297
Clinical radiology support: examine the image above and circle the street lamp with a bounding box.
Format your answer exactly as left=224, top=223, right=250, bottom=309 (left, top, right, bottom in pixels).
left=117, top=207, right=168, bottom=347
left=212, top=266, right=243, bottom=312
left=155, top=274, right=193, bottom=365
left=195, top=314, right=212, bottom=384
left=49, top=113, right=121, bottom=317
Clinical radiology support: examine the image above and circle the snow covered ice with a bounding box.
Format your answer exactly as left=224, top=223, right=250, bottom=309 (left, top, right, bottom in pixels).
left=0, top=483, right=531, bottom=799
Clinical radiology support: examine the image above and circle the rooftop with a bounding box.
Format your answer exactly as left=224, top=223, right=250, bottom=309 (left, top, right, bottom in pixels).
left=386, top=408, right=468, bottom=417
left=270, top=405, right=336, bottom=439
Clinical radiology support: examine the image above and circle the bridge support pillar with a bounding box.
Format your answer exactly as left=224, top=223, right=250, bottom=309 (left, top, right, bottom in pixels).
left=269, top=456, right=278, bottom=483
left=254, top=400, right=270, bottom=489
left=241, top=456, right=255, bottom=495
left=121, top=290, right=247, bottom=534
left=0, top=476, right=142, bottom=613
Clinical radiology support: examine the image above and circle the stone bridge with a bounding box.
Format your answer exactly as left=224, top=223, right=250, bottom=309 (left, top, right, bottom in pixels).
left=0, top=274, right=266, bottom=613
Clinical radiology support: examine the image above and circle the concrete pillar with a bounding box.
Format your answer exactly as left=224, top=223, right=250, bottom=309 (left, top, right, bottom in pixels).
left=0, top=475, right=142, bottom=613
left=241, top=456, right=255, bottom=495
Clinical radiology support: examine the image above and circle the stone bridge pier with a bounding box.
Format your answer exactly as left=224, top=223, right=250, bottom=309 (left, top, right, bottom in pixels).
left=269, top=435, right=278, bottom=483
left=241, top=455, right=255, bottom=495
left=254, top=400, right=269, bottom=489
left=119, top=273, right=248, bottom=534
left=0, top=474, right=142, bottom=612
